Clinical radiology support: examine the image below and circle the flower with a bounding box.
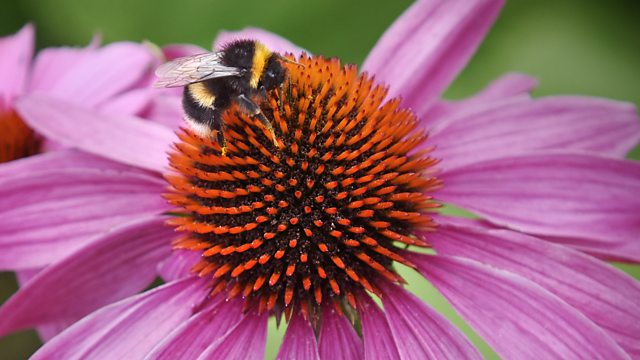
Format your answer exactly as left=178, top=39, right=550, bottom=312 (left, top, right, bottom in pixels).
left=2, top=0, right=640, bottom=359
left=0, top=24, right=167, bottom=164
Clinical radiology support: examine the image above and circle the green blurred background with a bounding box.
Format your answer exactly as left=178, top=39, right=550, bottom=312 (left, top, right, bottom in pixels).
left=1, top=0, right=638, bottom=359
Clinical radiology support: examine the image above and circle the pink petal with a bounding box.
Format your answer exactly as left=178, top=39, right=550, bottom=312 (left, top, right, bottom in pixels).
left=0, top=24, right=34, bottom=110
left=162, top=43, right=208, bottom=59
left=426, top=223, right=640, bottom=357
left=0, top=148, right=136, bottom=177
left=157, top=250, right=201, bottom=282
left=357, top=295, right=401, bottom=360
left=98, top=88, right=153, bottom=117
left=0, top=168, right=168, bottom=269
left=430, top=96, right=640, bottom=171
left=17, top=95, right=175, bottom=172
left=277, top=311, right=320, bottom=360
left=379, top=282, right=482, bottom=359
left=438, top=153, right=640, bottom=262
left=31, top=277, right=208, bottom=360
left=29, top=42, right=155, bottom=108
left=146, top=297, right=245, bottom=359
left=362, top=0, right=504, bottom=113
left=214, top=27, right=306, bottom=55
left=28, top=41, right=98, bottom=95
left=412, top=255, right=629, bottom=359
left=140, top=92, right=184, bottom=130
left=197, top=311, right=269, bottom=360
left=426, top=73, right=537, bottom=131
left=0, top=216, right=172, bottom=336
left=15, top=269, right=69, bottom=341
left=318, top=304, right=363, bottom=360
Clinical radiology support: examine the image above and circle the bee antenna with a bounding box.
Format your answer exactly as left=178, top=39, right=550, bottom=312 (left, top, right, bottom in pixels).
left=278, top=55, right=305, bottom=68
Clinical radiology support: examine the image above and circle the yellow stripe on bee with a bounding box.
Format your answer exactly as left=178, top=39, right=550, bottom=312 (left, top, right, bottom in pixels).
left=250, top=42, right=272, bottom=89
left=188, top=82, right=216, bottom=108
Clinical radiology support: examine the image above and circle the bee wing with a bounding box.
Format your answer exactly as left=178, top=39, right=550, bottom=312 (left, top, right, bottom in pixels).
left=154, top=52, right=242, bottom=88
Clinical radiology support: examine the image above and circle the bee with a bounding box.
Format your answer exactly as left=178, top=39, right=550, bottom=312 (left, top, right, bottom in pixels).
left=155, top=39, right=294, bottom=154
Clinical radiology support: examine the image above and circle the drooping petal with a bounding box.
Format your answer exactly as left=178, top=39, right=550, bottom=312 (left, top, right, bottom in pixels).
left=438, top=153, right=640, bottom=262
left=358, top=295, right=401, bottom=360
left=146, top=297, right=245, bottom=360
left=157, top=250, right=201, bottom=282
left=27, top=41, right=98, bottom=95
left=276, top=311, right=320, bottom=360
left=0, top=168, right=168, bottom=269
left=214, top=27, right=306, bottom=56
left=380, top=282, right=482, bottom=359
left=411, top=255, right=629, bottom=359
left=362, top=0, right=504, bottom=113
left=15, top=269, right=70, bottom=341
left=0, top=216, right=173, bottom=337
left=29, top=42, right=155, bottom=108
left=425, top=223, right=640, bottom=357
left=425, top=72, right=538, bottom=132
left=197, top=311, right=269, bottom=360
left=0, top=24, right=34, bottom=109
left=0, top=148, right=136, bottom=178
left=318, top=305, right=363, bottom=360
left=30, top=277, right=208, bottom=360
left=429, top=96, right=640, bottom=170
left=17, top=95, right=175, bottom=172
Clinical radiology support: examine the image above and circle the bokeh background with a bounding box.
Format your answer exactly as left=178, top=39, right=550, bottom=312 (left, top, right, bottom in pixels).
left=1, top=0, right=639, bottom=359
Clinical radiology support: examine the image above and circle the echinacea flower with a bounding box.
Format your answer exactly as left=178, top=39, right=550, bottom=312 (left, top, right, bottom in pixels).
left=0, top=24, right=166, bottom=164
left=2, top=0, right=640, bottom=359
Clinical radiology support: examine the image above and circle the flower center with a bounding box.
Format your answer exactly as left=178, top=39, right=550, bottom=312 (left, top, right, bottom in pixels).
left=0, top=110, right=40, bottom=163
left=166, top=55, right=441, bottom=317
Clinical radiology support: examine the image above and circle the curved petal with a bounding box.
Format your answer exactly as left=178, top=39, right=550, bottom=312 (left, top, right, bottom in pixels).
left=276, top=311, right=320, bottom=360
left=357, top=295, right=401, bottom=360
left=31, top=277, right=208, bottom=360
left=411, top=255, right=629, bottom=359
left=146, top=297, right=244, bottom=359
left=0, top=24, right=34, bottom=109
left=426, top=73, right=538, bottom=132
left=0, top=148, right=136, bottom=177
left=98, top=88, right=154, bottom=117
left=430, top=96, right=640, bottom=170
left=380, top=282, right=482, bottom=359
left=17, top=95, right=175, bottom=172
left=157, top=250, right=201, bottom=282
left=214, top=27, right=307, bottom=56
left=438, top=153, right=640, bottom=262
left=197, top=311, right=268, bottom=360
left=425, top=223, right=640, bottom=357
left=362, top=0, right=504, bottom=112
left=0, top=168, right=168, bottom=269
left=29, top=42, right=155, bottom=108
left=0, top=216, right=173, bottom=337
left=318, top=304, right=363, bottom=360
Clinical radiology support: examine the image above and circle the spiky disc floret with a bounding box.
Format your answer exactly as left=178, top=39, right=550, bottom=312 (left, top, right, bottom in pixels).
left=165, top=54, right=441, bottom=316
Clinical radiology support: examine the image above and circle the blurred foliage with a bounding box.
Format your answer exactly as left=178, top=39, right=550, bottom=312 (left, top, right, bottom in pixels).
left=1, top=0, right=638, bottom=359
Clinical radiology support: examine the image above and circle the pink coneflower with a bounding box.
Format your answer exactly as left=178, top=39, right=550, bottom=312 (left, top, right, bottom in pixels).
left=2, top=0, right=640, bottom=358
left=0, top=24, right=166, bottom=164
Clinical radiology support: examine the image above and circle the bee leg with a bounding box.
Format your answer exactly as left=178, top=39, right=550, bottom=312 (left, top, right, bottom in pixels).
left=210, top=109, right=227, bottom=156
left=236, top=94, right=279, bottom=147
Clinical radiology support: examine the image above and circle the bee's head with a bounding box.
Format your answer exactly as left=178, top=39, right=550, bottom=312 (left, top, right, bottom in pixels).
left=259, top=55, right=286, bottom=91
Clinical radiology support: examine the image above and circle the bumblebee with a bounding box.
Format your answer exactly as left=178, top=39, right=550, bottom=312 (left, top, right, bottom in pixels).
left=155, top=40, right=291, bottom=154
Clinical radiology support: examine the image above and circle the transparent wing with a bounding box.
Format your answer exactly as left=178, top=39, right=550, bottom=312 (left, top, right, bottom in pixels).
left=154, top=52, right=242, bottom=88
